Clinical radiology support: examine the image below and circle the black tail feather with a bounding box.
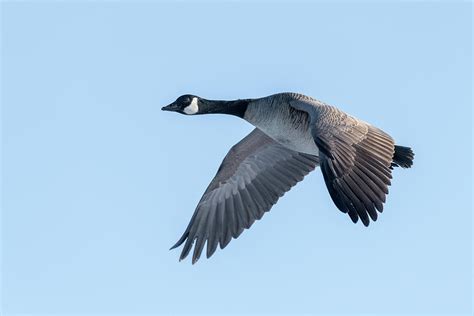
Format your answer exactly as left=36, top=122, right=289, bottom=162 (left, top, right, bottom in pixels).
left=391, top=145, right=414, bottom=169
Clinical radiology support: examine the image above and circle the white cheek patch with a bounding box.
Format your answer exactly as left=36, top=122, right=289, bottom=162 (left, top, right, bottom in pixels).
left=183, top=97, right=199, bottom=115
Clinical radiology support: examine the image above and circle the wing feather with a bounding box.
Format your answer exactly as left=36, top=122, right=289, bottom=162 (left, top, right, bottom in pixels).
left=288, top=96, right=398, bottom=226
left=171, top=128, right=319, bottom=263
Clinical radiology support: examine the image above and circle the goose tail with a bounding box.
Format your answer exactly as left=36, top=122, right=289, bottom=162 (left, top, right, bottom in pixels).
left=391, top=145, right=414, bottom=169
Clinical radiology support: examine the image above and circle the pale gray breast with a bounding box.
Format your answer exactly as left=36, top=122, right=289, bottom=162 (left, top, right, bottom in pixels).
left=243, top=95, right=319, bottom=155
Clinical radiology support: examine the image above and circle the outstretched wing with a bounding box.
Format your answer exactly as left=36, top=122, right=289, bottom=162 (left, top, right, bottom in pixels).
left=171, top=128, right=319, bottom=263
left=289, top=96, right=396, bottom=226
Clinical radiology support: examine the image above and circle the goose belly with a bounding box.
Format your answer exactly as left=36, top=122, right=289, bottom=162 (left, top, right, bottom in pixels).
left=256, top=119, right=319, bottom=156
left=244, top=102, right=319, bottom=155
left=263, top=124, right=319, bottom=155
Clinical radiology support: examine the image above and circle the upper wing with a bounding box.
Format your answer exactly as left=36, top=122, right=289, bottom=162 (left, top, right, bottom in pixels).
left=289, top=95, right=396, bottom=226
left=171, top=128, right=319, bottom=263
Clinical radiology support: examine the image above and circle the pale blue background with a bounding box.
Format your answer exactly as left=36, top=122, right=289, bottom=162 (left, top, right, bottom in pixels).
left=1, top=1, right=472, bottom=315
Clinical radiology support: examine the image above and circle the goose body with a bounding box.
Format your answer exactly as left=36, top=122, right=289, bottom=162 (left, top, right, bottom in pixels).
left=243, top=94, right=319, bottom=155
left=162, top=92, right=414, bottom=263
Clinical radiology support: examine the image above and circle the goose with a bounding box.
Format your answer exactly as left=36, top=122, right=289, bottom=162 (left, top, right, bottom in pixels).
left=162, top=92, right=414, bottom=264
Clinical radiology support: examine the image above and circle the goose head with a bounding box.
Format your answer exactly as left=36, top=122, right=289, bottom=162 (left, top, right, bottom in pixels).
left=162, top=94, right=200, bottom=115
left=162, top=95, right=251, bottom=117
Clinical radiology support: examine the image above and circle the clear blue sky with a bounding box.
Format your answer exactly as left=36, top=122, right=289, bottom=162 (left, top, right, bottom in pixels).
left=1, top=1, right=472, bottom=315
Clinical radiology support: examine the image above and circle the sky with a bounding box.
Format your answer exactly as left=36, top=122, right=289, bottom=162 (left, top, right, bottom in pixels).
left=1, top=1, right=472, bottom=315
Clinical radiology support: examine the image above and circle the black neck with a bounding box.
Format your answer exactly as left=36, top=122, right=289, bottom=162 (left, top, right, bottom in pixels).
left=198, top=99, right=250, bottom=118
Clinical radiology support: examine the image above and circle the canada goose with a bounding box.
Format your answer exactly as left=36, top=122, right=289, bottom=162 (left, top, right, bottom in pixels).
left=162, top=92, right=414, bottom=263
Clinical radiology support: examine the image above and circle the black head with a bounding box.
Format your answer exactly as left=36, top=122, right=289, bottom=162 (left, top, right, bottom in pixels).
left=162, top=94, right=250, bottom=118
left=161, top=94, right=200, bottom=115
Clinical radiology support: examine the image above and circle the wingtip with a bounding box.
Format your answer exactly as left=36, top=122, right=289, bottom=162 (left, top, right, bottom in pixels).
left=169, top=230, right=189, bottom=251
left=178, top=253, right=188, bottom=262
left=192, top=252, right=202, bottom=264
left=169, top=242, right=180, bottom=251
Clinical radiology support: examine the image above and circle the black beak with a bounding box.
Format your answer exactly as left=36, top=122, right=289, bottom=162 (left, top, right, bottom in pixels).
left=161, top=102, right=178, bottom=112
